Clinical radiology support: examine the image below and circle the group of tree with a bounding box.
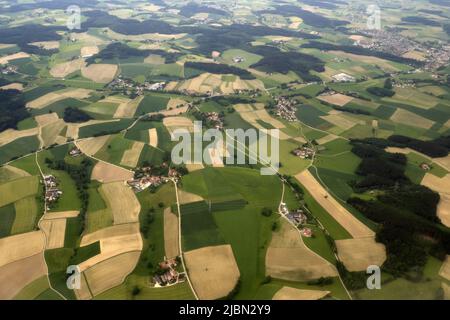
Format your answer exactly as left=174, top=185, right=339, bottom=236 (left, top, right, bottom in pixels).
left=63, top=107, right=92, bottom=123
left=0, top=89, right=29, bottom=132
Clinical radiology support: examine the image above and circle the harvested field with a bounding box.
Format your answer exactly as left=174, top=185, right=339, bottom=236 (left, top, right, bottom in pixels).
left=105, top=29, right=186, bottom=42
left=435, top=155, right=450, bottom=172
left=81, top=64, right=118, bottom=83
left=68, top=32, right=107, bottom=45
left=80, top=223, right=140, bottom=246
left=0, top=52, right=30, bottom=64
left=266, top=219, right=338, bottom=281
left=39, top=219, right=67, bottom=250
left=421, top=174, right=450, bottom=227
left=439, top=255, right=450, bottom=281
left=35, top=113, right=59, bottom=127
left=335, top=237, right=386, bottom=272
left=65, top=124, right=79, bottom=139
left=321, top=113, right=359, bottom=130
left=0, top=83, right=24, bottom=91
left=0, top=253, right=47, bottom=299
left=317, top=134, right=338, bottom=145
left=113, top=96, right=143, bottom=118
left=26, top=88, right=92, bottom=109
left=0, top=231, right=45, bottom=267
left=163, top=116, right=194, bottom=134
left=167, top=98, right=188, bottom=110
left=155, top=106, right=189, bottom=117
left=81, top=46, right=99, bottom=57
left=43, top=210, right=79, bottom=220
left=318, top=93, right=354, bottom=107
left=184, top=245, right=240, bottom=300
left=164, top=208, right=179, bottom=259
left=101, top=182, right=141, bottom=224
left=295, top=170, right=375, bottom=238
left=41, top=120, right=66, bottom=147
left=144, top=54, right=165, bottom=64
left=120, top=141, right=145, bottom=168
left=0, top=127, right=38, bottom=146
left=235, top=104, right=287, bottom=136
left=50, top=58, right=85, bottom=78
left=77, top=135, right=110, bottom=156
left=83, top=251, right=141, bottom=296
left=30, top=41, right=60, bottom=50
left=91, top=161, right=133, bottom=183
left=272, top=287, right=330, bottom=300
left=74, top=273, right=92, bottom=300
left=178, top=189, right=204, bottom=205
left=148, top=128, right=158, bottom=148
left=390, top=109, right=434, bottom=129
left=443, top=283, right=450, bottom=300
left=327, top=51, right=401, bottom=72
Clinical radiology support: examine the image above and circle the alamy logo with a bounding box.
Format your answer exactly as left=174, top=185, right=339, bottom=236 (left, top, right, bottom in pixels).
left=171, top=121, right=280, bottom=176
left=367, top=5, right=381, bottom=30
left=66, top=5, right=81, bottom=31
left=366, top=265, right=381, bottom=290
left=66, top=265, right=81, bottom=290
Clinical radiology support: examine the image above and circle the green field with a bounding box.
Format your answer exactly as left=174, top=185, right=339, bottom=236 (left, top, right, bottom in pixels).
left=135, top=94, right=170, bottom=115
left=0, top=136, right=40, bottom=165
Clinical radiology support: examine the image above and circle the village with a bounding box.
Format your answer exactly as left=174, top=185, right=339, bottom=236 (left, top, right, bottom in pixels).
left=108, top=75, right=166, bottom=96
left=273, top=96, right=297, bottom=122
left=292, top=144, right=315, bottom=160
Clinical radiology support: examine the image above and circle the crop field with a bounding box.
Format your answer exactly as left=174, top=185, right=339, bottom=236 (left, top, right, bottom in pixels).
left=135, top=94, right=170, bottom=115
left=91, top=161, right=133, bottom=183
left=272, top=287, right=330, bottom=300
left=163, top=208, right=179, bottom=259
left=100, top=182, right=141, bottom=225
left=93, top=134, right=134, bottom=166
left=335, top=237, right=386, bottom=272
left=81, top=64, right=118, bottom=83
left=184, top=245, right=240, bottom=300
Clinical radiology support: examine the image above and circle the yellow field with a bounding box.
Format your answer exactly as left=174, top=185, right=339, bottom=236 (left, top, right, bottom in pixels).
left=91, top=161, right=133, bottom=183
left=77, top=135, right=110, bottom=156
left=26, top=88, right=93, bottom=109
left=43, top=210, right=79, bottom=220
left=335, top=237, right=386, bottom=272
left=101, top=182, right=141, bottom=224
left=163, top=116, right=194, bottom=134
left=184, top=245, right=240, bottom=300
left=316, top=134, right=339, bottom=145
left=147, top=128, right=158, bottom=148
left=0, top=82, right=24, bottom=91
left=156, top=105, right=190, bottom=117
left=113, top=96, right=143, bottom=118
left=80, top=223, right=140, bottom=246
left=74, top=273, right=92, bottom=300
left=41, top=119, right=66, bottom=147
left=321, top=113, right=360, bottom=131
left=0, top=231, right=45, bottom=267
left=68, top=32, right=107, bottom=46
left=327, top=51, right=401, bottom=72
left=0, top=52, right=30, bottom=65
left=50, top=58, right=85, bottom=78
left=120, top=141, right=145, bottom=168
left=178, top=190, right=204, bottom=204
left=104, top=28, right=186, bottom=41
left=83, top=251, right=141, bottom=296
left=81, top=64, right=118, bottom=83
left=265, top=219, right=338, bottom=281
left=0, top=253, right=47, bottom=299
left=402, top=50, right=426, bottom=61
left=318, top=93, right=354, bottom=107
left=186, top=163, right=205, bottom=172
left=167, top=98, right=188, bottom=110
left=0, top=127, right=38, bottom=146
left=40, top=219, right=67, bottom=250
left=421, top=174, right=450, bottom=227
left=418, top=85, right=448, bottom=97
left=30, top=41, right=60, bottom=50
left=390, top=109, right=434, bottom=129
left=81, top=46, right=99, bottom=57
left=295, top=170, right=375, bottom=238
left=0, top=176, right=38, bottom=207
left=35, top=113, right=59, bottom=127
left=389, top=87, right=440, bottom=109
left=272, top=287, right=330, bottom=300
left=164, top=208, right=179, bottom=259
left=144, top=54, right=165, bottom=65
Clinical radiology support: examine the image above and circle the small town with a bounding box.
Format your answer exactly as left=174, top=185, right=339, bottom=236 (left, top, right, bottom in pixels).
left=273, top=96, right=297, bottom=122
left=43, top=175, right=62, bottom=210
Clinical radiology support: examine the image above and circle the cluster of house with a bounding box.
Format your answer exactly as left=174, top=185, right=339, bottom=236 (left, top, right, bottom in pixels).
left=332, top=73, right=356, bottom=83
left=153, top=258, right=186, bottom=287
left=280, top=202, right=313, bottom=237
left=127, top=175, right=166, bottom=193
left=69, top=147, right=82, bottom=157
left=292, top=146, right=315, bottom=159
left=127, top=166, right=180, bottom=192
left=274, top=96, right=297, bottom=122
left=43, top=175, right=62, bottom=209
left=204, top=112, right=224, bottom=130
left=108, top=76, right=166, bottom=96
left=1, top=65, right=18, bottom=75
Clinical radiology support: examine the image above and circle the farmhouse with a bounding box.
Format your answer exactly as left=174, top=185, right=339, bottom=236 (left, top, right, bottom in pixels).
left=153, top=258, right=183, bottom=286
left=300, top=228, right=313, bottom=238
left=287, top=209, right=308, bottom=226
left=292, top=146, right=315, bottom=159
left=332, top=73, right=356, bottom=83
left=420, top=163, right=431, bottom=171
left=233, top=56, right=245, bottom=63
left=127, top=175, right=164, bottom=192
left=69, top=147, right=82, bottom=157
